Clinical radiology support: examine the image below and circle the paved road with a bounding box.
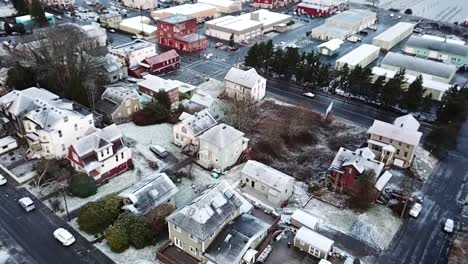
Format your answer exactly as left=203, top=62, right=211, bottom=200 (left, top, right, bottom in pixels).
left=0, top=169, right=114, bottom=264
left=379, top=121, right=468, bottom=264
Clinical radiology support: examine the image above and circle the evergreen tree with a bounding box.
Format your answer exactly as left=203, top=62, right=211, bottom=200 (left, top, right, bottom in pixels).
left=283, top=47, right=300, bottom=80
left=4, top=22, right=12, bottom=35
left=369, top=75, right=385, bottom=101
left=317, top=63, right=331, bottom=88
left=336, top=63, right=350, bottom=93
left=271, top=48, right=285, bottom=77
left=348, top=65, right=363, bottom=95
left=401, top=75, right=425, bottom=112
left=263, top=40, right=274, bottom=75
left=244, top=43, right=260, bottom=69
left=30, top=0, right=48, bottom=27
left=13, top=0, right=28, bottom=15
left=229, top=34, right=234, bottom=47
left=380, top=68, right=405, bottom=108
left=421, top=94, right=433, bottom=113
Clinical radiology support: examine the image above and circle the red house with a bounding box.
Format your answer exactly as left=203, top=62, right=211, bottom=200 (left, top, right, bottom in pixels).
left=140, top=49, right=180, bottom=75
left=67, top=125, right=132, bottom=183
left=296, top=0, right=349, bottom=17
left=329, top=147, right=384, bottom=193
left=157, top=14, right=208, bottom=52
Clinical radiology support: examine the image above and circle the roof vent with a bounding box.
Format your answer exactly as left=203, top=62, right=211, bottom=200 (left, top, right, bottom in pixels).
left=188, top=208, right=195, bottom=216
left=222, top=125, right=227, bottom=129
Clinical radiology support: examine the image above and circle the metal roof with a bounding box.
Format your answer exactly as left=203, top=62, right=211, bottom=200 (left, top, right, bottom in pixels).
left=373, top=22, right=415, bottom=42
left=405, top=35, right=468, bottom=57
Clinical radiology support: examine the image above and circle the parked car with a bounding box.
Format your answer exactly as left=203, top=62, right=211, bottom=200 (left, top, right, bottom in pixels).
left=108, top=29, right=115, bottom=33
left=444, top=219, right=454, bottom=233
left=409, top=203, right=422, bottom=217
left=18, top=197, right=35, bottom=212
left=240, top=39, right=249, bottom=45
left=303, top=92, right=315, bottom=98
left=0, top=175, right=6, bottom=185
left=56, top=15, right=62, bottom=20
left=150, top=145, right=168, bottom=158
left=53, top=228, right=76, bottom=246
left=215, top=42, right=224, bottom=48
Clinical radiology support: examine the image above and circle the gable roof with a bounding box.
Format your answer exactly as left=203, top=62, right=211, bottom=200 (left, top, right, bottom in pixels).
left=393, top=114, right=420, bottom=131
left=166, top=180, right=245, bottom=240
left=97, top=87, right=140, bottom=115
left=367, top=115, right=422, bottom=146
left=0, top=88, right=59, bottom=116
left=295, top=227, right=334, bottom=253
left=224, top=67, right=265, bottom=89
left=199, top=124, right=245, bottom=148
left=71, top=124, right=123, bottom=157
left=119, top=173, right=178, bottom=215
left=180, top=109, right=217, bottom=136
left=242, top=160, right=294, bottom=191
left=143, top=49, right=179, bottom=66
left=330, top=147, right=384, bottom=177
left=138, top=74, right=193, bottom=93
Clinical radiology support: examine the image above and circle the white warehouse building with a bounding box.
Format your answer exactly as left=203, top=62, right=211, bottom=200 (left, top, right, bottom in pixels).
left=198, top=0, right=242, bottom=14
left=380, top=52, right=457, bottom=84
left=372, top=22, right=415, bottom=51
left=205, top=9, right=291, bottom=42
left=311, top=9, right=376, bottom=40
left=335, top=44, right=380, bottom=69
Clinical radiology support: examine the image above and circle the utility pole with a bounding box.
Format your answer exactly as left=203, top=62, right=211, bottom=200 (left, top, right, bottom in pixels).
left=62, top=186, right=70, bottom=222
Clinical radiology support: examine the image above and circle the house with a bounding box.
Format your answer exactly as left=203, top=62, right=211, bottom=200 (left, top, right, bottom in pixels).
left=119, top=173, right=178, bottom=215
left=224, top=67, right=266, bottom=101
left=294, top=226, right=334, bottom=259
left=95, top=87, right=141, bottom=124
left=166, top=180, right=246, bottom=260
left=99, top=13, right=123, bottom=29
left=329, top=147, right=385, bottom=192
left=157, top=15, right=208, bottom=52
left=317, top=39, right=344, bottom=56
left=137, top=75, right=193, bottom=110
left=296, top=0, right=349, bottom=17
left=67, top=124, right=131, bottom=182
left=138, top=49, right=180, bottom=75
left=198, top=124, right=249, bottom=172
left=122, top=0, right=156, bottom=10
left=204, top=214, right=270, bottom=264
left=290, top=210, right=319, bottom=231
left=0, top=88, right=95, bottom=159
left=173, top=109, right=217, bottom=148
left=367, top=114, right=422, bottom=168
left=109, top=40, right=157, bottom=68
left=241, top=160, right=294, bottom=206
left=92, top=54, right=128, bottom=84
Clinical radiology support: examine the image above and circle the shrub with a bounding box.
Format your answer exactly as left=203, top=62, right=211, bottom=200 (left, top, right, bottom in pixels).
left=132, top=103, right=170, bottom=126
left=78, top=194, right=122, bottom=234
left=68, top=173, right=97, bottom=198
left=113, top=212, right=155, bottom=249
left=105, top=225, right=129, bottom=253
left=179, top=92, right=191, bottom=101
left=146, top=204, right=175, bottom=234
left=50, top=198, right=63, bottom=213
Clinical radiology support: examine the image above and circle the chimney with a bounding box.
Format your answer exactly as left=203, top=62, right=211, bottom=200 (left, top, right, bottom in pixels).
left=250, top=12, right=260, bottom=21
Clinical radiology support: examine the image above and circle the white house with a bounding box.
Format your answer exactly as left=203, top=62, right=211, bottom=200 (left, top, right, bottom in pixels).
left=67, top=124, right=132, bottom=182
left=294, top=227, right=334, bottom=259
left=173, top=109, right=217, bottom=148
left=198, top=124, right=249, bottom=172
left=241, top=160, right=294, bottom=206
left=109, top=39, right=157, bottom=68
left=224, top=67, right=266, bottom=101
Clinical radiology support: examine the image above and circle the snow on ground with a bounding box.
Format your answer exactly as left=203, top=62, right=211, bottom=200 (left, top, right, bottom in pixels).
left=0, top=250, right=10, bottom=264
left=304, top=198, right=402, bottom=250
left=95, top=239, right=166, bottom=264
left=0, top=146, right=28, bottom=168
left=412, top=147, right=438, bottom=181
left=44, top=170, right=137, bottom=215
left=8, top=160, right=38, bottom=183
left=22, top=180, right=64, bottom=200
left=288, top=182, right=311, bottom=208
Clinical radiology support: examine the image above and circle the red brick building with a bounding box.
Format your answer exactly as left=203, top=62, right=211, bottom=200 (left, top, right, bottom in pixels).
left=137, top=75, right=181, bottom=110
left=296, top=0, right=349, bottom=17
left=157, top=14, right=208, bottom=52
left=329, top=147, right=384, bottom=193
left=140, top=49, right=180, bottom=75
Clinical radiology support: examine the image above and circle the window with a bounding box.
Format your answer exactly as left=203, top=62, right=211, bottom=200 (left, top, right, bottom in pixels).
left=348, top=168, right=353, bottom=174
left=115, top=155, right=119, bottom=162
left=390, top=139, right=393, bottom=143
left=396, top=149, right=400, bottom=155
left=189, top=234, right=198, bottom=242
left=121, top=152, right=124, bottom=159
left=176, top=133, right=179, bottom=139
left=398, top=142, right=402, bottom=146
left=74, top=124, right=78, bottom=131
left=64, top=116, right=69, bottom=122
left=58, top=130, right=63, bottom=138
left=62, top=144, right=66, bottom=151
left=89, top=120, right=92, bottom=124
left=300, top=240, right=305, bottom=246
left=106, top=148, right=110, bottom=155
left=379, top=136, right=382, bottom=140
left=245, top=178, right=249, bottom=183
left=404, top=151, right=408, bottom=158
left=101, top=151, right=104, bottom=157
left=174, top=224, right=181, bottom=232
left=182, top=127, right=187, bottom=134
left=189, top=246, right=197, bottom=255
left=261, top=185, right=265, bottom=191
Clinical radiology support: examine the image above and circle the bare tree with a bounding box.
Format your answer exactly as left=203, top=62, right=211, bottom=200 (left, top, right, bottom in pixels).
left=224, top=98, right=260, bottom=132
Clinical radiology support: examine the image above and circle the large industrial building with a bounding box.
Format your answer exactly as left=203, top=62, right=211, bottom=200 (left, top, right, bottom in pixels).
left=310, top=9, right=376, bottom=40
left=403, top=35, right=468, bottom=66
left=205, top=9, right=291, bottom=43
left=119, top=16, right=157, bottom=39
left=380, top=52, right=457, bottom=84
left=335, top=44, right=380, bottom=69
left=295, top=0, right=349, bottom=17
left=198, top=0, right=242, bottom=14
left=151, top=3, right=218, bottom=21
left=372, top=22, right=415, bottom=51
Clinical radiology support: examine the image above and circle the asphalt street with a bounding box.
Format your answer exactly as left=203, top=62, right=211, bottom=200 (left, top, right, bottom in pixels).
left=0, top=168, right=114, bottom=264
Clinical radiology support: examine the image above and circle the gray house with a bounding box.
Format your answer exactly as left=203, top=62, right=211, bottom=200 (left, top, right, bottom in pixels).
left=95, top=86, right=141, bottom=124
left=119, top=173, right=178, bottom=215
left=93, top=54, right=128, bottom=84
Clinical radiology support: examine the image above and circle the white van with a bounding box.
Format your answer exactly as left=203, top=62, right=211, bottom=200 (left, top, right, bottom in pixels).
left=150, top=145, right=168, bottom=158
left=0, top=136, right=18, bottom=155
left=19, top=197, right=35, bottom=212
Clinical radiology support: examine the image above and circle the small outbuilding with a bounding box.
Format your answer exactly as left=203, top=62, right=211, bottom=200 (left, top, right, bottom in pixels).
left=317, top=39, right=343, bottom=56
left=294, top=227, right=334, bottom=259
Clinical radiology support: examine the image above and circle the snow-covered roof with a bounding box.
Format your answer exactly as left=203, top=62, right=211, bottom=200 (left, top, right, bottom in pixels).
left=238, top=9, right=291, bottom=29
left=190, top=92, right=214, bottom=108
left=71, top=124, right=123, bottom=157
left=198, top=0, right=240, bottom=9
left=336, top=44, right=380, bottom=67
left=199, top=124, right=245, bottom=148
left=206, top=15, right=263, bottom=32
left=204, top=214, right=270, bottom=264
left=24, top=101, right=88, bottom=132
left=330, top=147, right=384, bottom=177
left=101, top=86, right=139, bottom=106
left=181, top=109, right=217, bottom=136
left=110, top=39, right=155, bottom=55
left=151, top=3, right=217, bottom=19
left=301, top=0, right=349, bottom=5
left=381, top=52, right=457, bottom=81
left=166, top=180, right=246, bottom=240
left=373, top=22, right=415, bottom=42
left=119, top=173, right=178, bottom=215
left=0, top=136, right=16, bottom=146
left=291, top=210, right=319, bottom=230
left=224, top=67, right=265, bottom=89
left=159, top=14, right=193, bottom=25
left=317, top=39, right=344, bottom=52
left=120, top=19, right=157, bottom=35
left=405, top=35, right=468, bottom=57
left=367, top=115, right=422, bottom=146
left=138, top=75, right=193, bottom=93
left=421, top=34, right=465, bottom=45
left=295, top=227, right=334, bottom=253
left=394, top=114, right=420, bottom=131
left=242, top=160, right=294, bottom=191
left=374, top=171, right=392, bottom=192
left=0, top=88, right=59, bottom=116
left=326, top=9, right=376, bottom=25
left=311, top=24, right=352, bottom=38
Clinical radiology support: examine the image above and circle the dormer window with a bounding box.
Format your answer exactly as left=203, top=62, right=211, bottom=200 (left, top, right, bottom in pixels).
left=63, top=116, right=68, bottom=122
left=58, top=130, right=63, bottom=137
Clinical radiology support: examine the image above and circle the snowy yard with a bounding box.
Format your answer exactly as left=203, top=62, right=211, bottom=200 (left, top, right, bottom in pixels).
left=304, top=198, right=402, bottom=250
left=95, top=239, right=166, bottom=264
left=412, top=147, right=438, bottom=181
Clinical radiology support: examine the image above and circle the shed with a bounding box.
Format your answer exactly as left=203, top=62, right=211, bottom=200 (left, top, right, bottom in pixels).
left=0, top=136, right=17, bottom=155
left=294, top=227, right=334, bottom=259
left=317, top=39, right=343, bottom=56
left=290, top=210, right=319, bottom=230
left=335, top=44, right=380, bottom=69
left=372, top=22, right=415, bottom=51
